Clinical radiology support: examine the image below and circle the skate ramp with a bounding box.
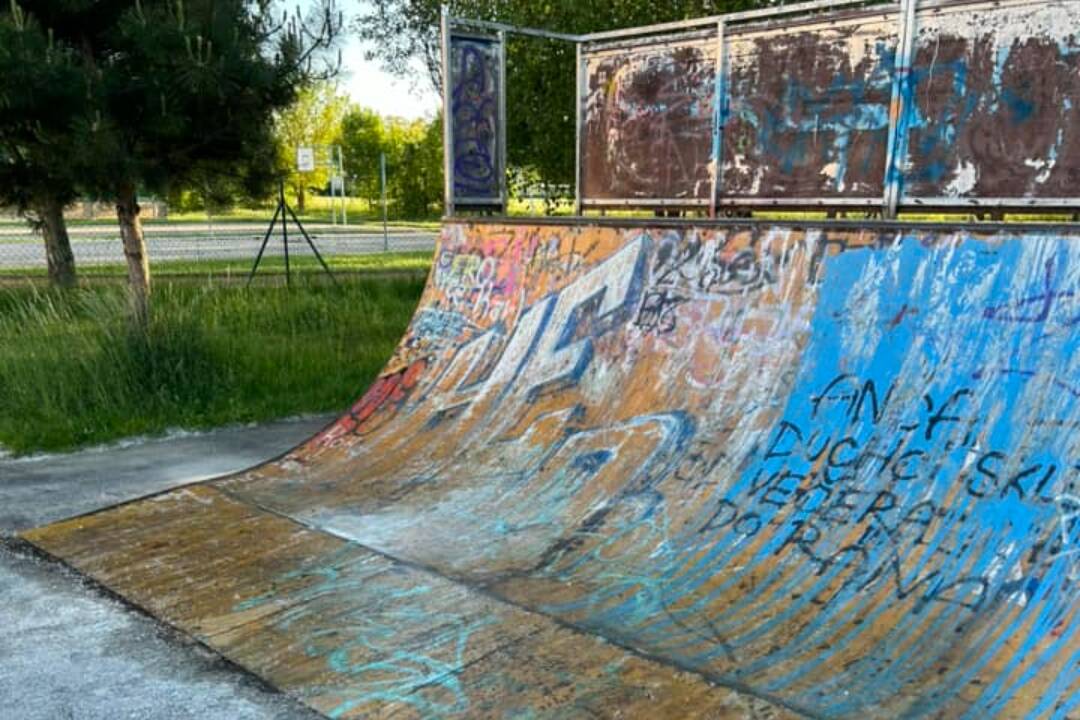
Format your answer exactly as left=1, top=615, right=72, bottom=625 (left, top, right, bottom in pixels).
left=23, top=218, right=1080, bottom=719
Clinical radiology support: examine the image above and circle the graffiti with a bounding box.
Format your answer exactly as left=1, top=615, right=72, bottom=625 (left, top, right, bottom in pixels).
left=450, top=36, right=500, bottom=200
left=232, top=548, right=495, bottom=718
left=631, top=230, right=797, bottom=335
left=413, top=309, right=471, bottom=341
left=902, top=1, right=1080, bottom=200
left=635, top=289, right=687, bottom=334
left=579, top=1, right=1080, bottom=207
left=1053, top=494, right=1080, bottom=582
left=583, top=40, right=716, bottom=201
left=264, top=224, right=1080, bottom=719
left=34, top=220, right=1080, bottom=720
left=982, top=258, right=1080, bottom=326
left=434, top=249, right=511, bottom=324
left=723, top=18, right=896, bottom=198
left=708, top=370, right=1067, bottom=602
left=319, top=358, right=430, bottom=443
left=420, top=234, right=648, bottom=420
left=649, top=231, right=791, bottom=296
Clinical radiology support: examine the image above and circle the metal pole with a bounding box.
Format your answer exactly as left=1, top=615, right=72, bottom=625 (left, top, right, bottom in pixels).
left=441, top=5, right=455, bottom=217
left=284, top=202, right=338, bottom=287
left=709, top=20, right=726, bottom=219
left=498, top=30, right=508, bottom=214
left=578, top=0, right=886, bottom=44
left=381, top=152, right=389, bottom=252
left=327, top=146, right=337, bottom=226
left=448, top=17, right=580, bottom=43
left=574, top=41, right=584, bottom=215
left=339, top=145, right=348, bottom=226
left=280, top=181, right=291, bottom=287
left=246, top=198, right=282, bottom=287
left=884, top=0, right=917, bottom=219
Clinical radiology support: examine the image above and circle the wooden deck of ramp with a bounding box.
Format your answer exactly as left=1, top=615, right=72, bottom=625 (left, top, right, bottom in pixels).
left=22, top=218, right=1080, bottom=719
left=24, top=485, right=791, bottom=719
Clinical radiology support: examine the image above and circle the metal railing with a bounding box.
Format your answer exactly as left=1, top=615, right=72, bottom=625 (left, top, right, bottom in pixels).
left=442, top=0, right=1080, bottom=219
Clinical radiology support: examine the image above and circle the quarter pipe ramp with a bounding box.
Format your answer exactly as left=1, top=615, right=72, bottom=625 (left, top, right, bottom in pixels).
left=23, top=218, right=1080, bottom=718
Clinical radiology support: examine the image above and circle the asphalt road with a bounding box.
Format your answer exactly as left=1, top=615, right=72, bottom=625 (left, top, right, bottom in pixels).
left=0, top=226, right=438, bottom=270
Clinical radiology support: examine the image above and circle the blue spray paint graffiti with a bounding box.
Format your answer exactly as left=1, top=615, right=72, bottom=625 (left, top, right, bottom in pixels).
left=450, top=36, right=501, bottom=200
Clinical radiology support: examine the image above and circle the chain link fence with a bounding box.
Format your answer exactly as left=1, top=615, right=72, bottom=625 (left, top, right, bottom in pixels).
left=0, top=221, right=439, bottom=274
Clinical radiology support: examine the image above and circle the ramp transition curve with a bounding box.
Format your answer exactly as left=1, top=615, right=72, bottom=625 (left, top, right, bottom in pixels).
left=23, top=218, right=1080, bottom=719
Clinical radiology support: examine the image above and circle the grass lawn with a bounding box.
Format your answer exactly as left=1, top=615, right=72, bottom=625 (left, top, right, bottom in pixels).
left=0, top=251, right=435, bottom=282
left=0, top=275, right=425, bottom=455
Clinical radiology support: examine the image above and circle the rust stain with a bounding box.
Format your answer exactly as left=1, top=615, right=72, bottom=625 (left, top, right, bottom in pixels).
left=722, top=16, right=897, bottom=199
left=582, top=39, right=717, bottom=202
left=903, top=1, right=1080, bottom=200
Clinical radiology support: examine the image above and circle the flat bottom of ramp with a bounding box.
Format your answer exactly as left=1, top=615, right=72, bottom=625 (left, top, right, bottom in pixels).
left=22, top=485, right=794, bottom=719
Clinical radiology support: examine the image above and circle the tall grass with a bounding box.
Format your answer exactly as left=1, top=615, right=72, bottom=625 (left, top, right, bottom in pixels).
left=0, top=277, right=424, bottom=455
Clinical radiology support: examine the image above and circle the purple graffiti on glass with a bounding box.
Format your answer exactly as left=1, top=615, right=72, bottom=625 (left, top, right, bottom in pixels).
left=451, top=37, right=500, bottom=199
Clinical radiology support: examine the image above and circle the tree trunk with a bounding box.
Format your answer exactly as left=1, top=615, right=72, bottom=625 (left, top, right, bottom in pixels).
left=115, top=183, right=151, bottom=324
left=39, top=197, right=77, bottom=288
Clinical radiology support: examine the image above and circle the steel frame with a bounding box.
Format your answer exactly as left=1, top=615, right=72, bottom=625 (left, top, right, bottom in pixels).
left=444, top=214, right=1080, bottom=235
left=902, top=197, right=1080, bottom=209
left=498, top=30, right=508, bottom=212
left=709, top=20, right=726, bottom=219
left=717, top=197, right=883, bottom=207
left=578, top=0, right=889, bottom=43
left=575, top=1, right=902, bottom=213
left=883, top=0, right=917, bottom=218
left=442, top=0, right=1080, bottom=218
left=449, top=17, right=580, bottom=43
left=442, top=17, right=508, bottom=213
left=574, top=42, right=585, bottom=216
left=583, top=199, right=711, bottom=207
left=441, top=6, right=454, bottom=216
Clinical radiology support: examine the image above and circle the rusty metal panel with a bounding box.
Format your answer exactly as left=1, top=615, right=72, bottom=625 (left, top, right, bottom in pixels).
left=581, top=35, right=718, bottom=203
left=721, top=10, right=899, bottom=201
left=449, top=34, right=503, bottom=204
left=900, top=0, right=1080, bottom=202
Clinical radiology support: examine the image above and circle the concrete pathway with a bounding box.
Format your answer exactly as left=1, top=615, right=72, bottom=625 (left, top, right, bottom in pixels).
left=0, top=415, right=334, bottom=719
left=0, top=415, right=332, bottom=533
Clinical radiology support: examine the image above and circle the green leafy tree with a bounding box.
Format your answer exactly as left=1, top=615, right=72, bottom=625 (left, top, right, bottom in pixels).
left=13, top=0, right=340, bottom=321
left=339, top=108, right=443, bottom=218
left=387, top=114, right=443, bottom=218
left=274, top=81, right=349, bottom=213
left=357, top=0, right=772, bottom=200
left=0, top=1, right=86, bottom=287
left=339, top=106, right=386, bottom=204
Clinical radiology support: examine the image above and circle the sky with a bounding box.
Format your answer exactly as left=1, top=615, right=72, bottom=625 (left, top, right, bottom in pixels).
left=338, top=3, right=441, bottom=120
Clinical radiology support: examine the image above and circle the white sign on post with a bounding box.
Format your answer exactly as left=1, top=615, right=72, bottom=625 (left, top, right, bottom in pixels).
left=296, top=147, right=316, bottom=173
left=330, top=175, right=344, bottom=192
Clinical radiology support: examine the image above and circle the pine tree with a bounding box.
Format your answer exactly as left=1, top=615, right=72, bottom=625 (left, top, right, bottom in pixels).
left=0, top=0, right=87, bottom=288
left=9, top=0, right=340, bottom=320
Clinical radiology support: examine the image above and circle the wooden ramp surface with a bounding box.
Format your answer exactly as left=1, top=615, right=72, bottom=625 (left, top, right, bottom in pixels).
left=24, top=219, right=1080, bottom=719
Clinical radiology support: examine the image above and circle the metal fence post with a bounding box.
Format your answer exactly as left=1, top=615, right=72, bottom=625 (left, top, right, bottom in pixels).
left=574, top=41, right=584, bottom=215
left=339, top=145, right=348, bottom=226
left=709, top=20, right=727, bottom=219
left=441, top=5, right=455, bottom=217
left=883, top=0, right=917, bottom=219
left=381, top=152, right=389, bottom=252
left=498, top=30, right=508, bottom=214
